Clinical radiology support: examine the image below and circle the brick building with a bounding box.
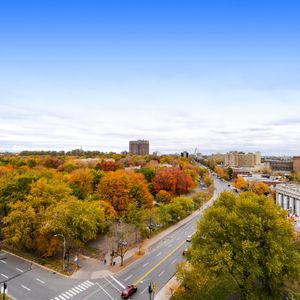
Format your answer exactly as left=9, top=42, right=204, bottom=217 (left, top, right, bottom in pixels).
left=293, top=157, right=300, bottom=173
left=129, top=140, right=149, bottom=155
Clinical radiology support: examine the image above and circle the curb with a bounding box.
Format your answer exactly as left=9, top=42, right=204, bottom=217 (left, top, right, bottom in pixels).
left=2, top=250, right=70, bottom=279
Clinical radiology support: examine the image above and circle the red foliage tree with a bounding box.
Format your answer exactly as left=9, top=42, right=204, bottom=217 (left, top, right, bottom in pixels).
left=152, top=168, right=195, bottom=196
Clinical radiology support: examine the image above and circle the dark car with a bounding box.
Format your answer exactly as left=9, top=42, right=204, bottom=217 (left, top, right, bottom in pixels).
left=182, top=248, right=189, bottom=256
left=121, top=285, right=138, bottom=299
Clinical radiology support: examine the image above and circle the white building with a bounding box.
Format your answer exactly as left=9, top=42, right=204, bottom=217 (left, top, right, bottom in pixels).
left=276, top=184, right=300, bottom=215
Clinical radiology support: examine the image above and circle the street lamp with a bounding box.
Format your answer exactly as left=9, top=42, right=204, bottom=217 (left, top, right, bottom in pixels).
left=54, top=234, right=66, bottom=272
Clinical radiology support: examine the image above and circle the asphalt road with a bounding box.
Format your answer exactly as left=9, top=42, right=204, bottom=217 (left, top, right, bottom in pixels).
left=0, top=175, right=232, bottom=300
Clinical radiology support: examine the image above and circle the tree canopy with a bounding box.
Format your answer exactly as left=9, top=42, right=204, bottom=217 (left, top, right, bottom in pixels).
left=174, top=191, right=300, bottom=300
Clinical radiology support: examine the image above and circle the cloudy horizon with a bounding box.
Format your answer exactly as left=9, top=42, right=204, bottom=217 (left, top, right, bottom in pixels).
left=1, top=1, right=300, bottom=156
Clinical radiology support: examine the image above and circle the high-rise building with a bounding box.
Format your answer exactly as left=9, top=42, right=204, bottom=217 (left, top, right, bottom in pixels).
left=293, top=156, right=300, bottom=173
left=129, top=140, right=149, bottom=155
left=224, top=151, right=261, bottom=167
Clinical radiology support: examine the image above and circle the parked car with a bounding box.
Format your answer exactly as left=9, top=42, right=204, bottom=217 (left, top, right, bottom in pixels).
left=121, top=285, right=137, bottom=299
left=186, top=235, right=192, bottom=242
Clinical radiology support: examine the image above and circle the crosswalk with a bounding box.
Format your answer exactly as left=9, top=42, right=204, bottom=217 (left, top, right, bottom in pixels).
left=50, top=280, right=95, bottom=300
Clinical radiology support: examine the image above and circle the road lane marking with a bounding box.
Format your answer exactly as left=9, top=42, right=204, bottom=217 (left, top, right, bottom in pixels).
left=21, top=285, right=31, bottom=291
left=58, top=295, right=67, bottom=300
left=68, top=290, right=77, bottom=296
left=140, top=286, right=148, bottom=295
left=0, top=260, right=6, bottom=264
left=95, top=282, right=114, bottom=300
left=110, top=275, right=125, bottom=289
left=171, top=259, right=177, bottom=265
left=104, top=277, right=122, bottom=293
left=36, top=278, right=45, bottom=284
left=134, top=240, right=185, bottom=285
left=65, top=291, right=74, bottom=297
left=74, top=286, right=84, bottom=292
left=124, top=274, right=133, bottom=281
left=156, top=251, right=162, bottom=257
left=1, top=274, right=8, bottom=278
left=78, top=283, right=88, bottom=290
left=158, top=270, right=165, bottom=277
left=86, top=280, right=94, bottom=286
left=16, top=267, right=24, bottom=272
left=142, top=262, right=149, bottom=267
left=62, top=293, right=70, bottom=299
left=80, top=283, right=90, bottom=289
left=71, top=288, right=79, bottom=294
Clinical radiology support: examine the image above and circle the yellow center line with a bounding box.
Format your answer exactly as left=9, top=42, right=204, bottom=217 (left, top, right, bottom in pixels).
left=134, top=240, right=186, bottom=286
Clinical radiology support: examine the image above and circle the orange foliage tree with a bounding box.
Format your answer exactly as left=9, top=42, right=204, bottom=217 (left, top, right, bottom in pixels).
left=68, top=168, right=94, bottom=199
left=152, top=168, right=195, bottom=196
left=97, top=170, right=153, bottom=215
left=233, top=176, right=249, bottom=190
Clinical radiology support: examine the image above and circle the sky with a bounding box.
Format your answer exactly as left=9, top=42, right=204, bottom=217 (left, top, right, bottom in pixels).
left=0, top=0, right=300, bottom=155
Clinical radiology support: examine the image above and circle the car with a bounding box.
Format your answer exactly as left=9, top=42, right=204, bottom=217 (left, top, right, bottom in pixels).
left=121, top=285, right=138, bottom=299
left=182, top=248, right=189, bottom=256
left=186, top=235, right=192, bottom=242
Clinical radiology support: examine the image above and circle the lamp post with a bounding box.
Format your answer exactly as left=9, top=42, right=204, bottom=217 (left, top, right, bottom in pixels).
left=54, top=234, right=66, bottom=272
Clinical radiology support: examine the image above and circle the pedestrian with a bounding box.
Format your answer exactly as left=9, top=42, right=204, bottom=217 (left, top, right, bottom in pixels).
left=104, top=259, right=107, bottom=264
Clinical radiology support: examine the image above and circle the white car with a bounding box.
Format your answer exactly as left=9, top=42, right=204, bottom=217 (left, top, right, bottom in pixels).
left=186, top=235, right=192, bottom=242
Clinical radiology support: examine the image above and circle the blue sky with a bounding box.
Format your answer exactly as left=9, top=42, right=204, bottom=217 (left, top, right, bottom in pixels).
left=1, top=1, right=300, bottom=155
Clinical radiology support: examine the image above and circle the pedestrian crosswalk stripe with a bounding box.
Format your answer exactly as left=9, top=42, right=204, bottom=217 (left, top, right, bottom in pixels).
left=51, top=280, right=95, bottom=300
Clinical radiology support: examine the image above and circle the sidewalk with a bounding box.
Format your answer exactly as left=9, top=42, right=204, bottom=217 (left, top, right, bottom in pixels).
left=72, top=190, right=218, bottom=280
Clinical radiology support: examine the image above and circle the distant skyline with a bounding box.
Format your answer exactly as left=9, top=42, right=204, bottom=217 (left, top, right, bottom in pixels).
left=1, top=1, right=300, bottom=155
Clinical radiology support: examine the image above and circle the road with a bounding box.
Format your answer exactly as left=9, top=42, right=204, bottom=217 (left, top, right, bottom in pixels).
left=0, top=175, right=231, bottom=300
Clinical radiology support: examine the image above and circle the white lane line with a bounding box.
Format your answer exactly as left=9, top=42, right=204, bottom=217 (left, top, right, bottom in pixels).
left=75, top=285, right=85, bottom=291
left=0, top=260, right=7, bottom=264
left=140, top=286, right=148, bottom=295
left=156, top=251, right=162, bottom=257
left=142, top=262, right=149, bottom=267
left=21, top=285, right=31, bottom=291
left=62, top=293, right=71, bottom=299
left=55, top=297, right=61, bottom=300
left=110, top=275, right=126, bottom=289
left=124, top=274, right=133, bottom=282
left=96, top=282, right=114, bottom=300
left=158, top=270, right=165, bottom=277
left=16, top=267, right=24, bottom=272
left=171, top=259, right=177, bottom=265
left=104, top=277, right=122, bottom=293
left=36, top=278, right=45, bottom=284
left=59, top=295, right=68, bottom=300
left=1, top=274, right=8, bottom=279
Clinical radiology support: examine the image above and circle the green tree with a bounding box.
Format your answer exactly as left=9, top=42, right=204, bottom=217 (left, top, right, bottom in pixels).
left=124, top=202, right=147, bottom=242
left=175, top=192, right=300, bottom=300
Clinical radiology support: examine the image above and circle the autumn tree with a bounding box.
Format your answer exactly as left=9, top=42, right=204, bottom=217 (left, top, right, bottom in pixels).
left=174, top=192, right=300, bottom=299
left=249, top=181, right=270, bottom=195
left=97, top=170, right=153, bottom=215
left=233, top=176, right=248, bottom=190
left=152, top=168, right=195, bottom=196
left=155, top=190, right=172, bottom=204
left=68, top=168, right=94, bottom=199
